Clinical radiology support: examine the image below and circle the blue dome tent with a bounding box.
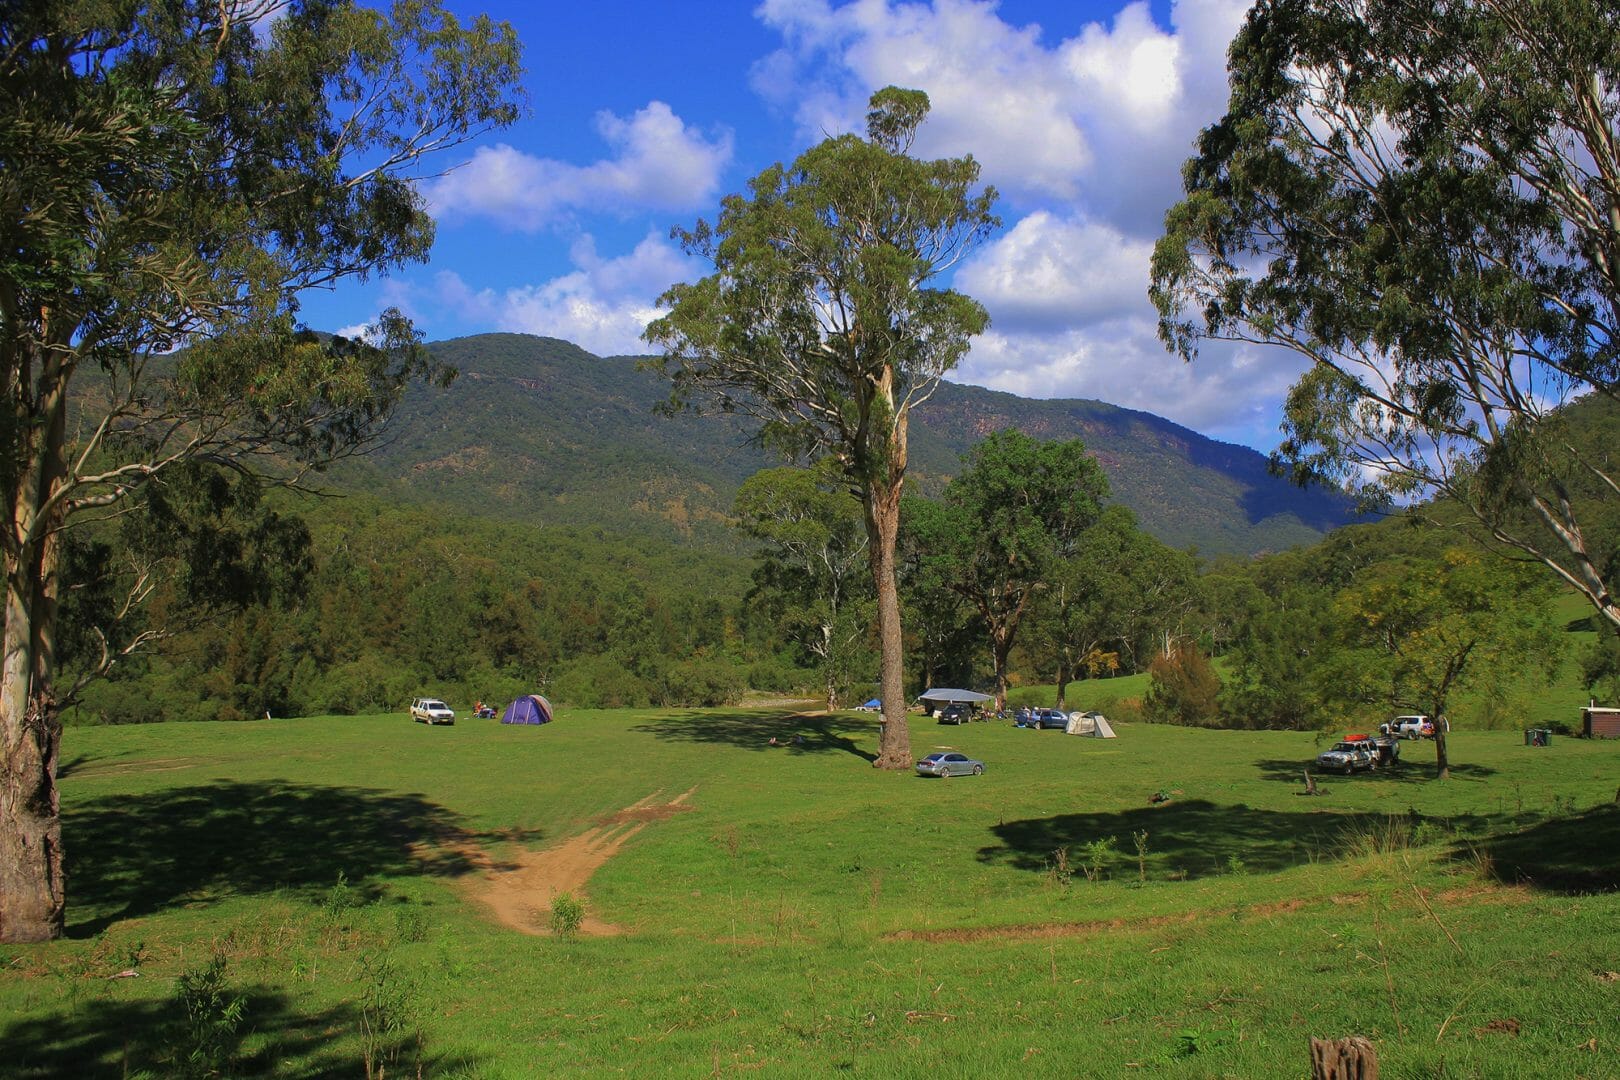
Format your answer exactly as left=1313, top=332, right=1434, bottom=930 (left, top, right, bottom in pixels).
left=501, top=695, right=553, bottom=725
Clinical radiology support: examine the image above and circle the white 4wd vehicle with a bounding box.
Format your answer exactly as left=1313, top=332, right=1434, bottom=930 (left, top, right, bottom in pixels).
left=1381, top=715, right=1438, bottom=739
left=410, top=698, right=455, bottom=725
left=1317, top=739, right=1379, bottom=774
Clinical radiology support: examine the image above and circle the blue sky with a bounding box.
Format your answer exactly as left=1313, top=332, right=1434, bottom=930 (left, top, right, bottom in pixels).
left=299, top=0, right=1306, bottom=451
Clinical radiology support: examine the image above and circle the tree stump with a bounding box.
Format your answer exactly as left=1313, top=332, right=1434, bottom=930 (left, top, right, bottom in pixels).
left=1303, top=770, right=1319, bottom=796
left=1309, top=1035, right=1377, bottom=1079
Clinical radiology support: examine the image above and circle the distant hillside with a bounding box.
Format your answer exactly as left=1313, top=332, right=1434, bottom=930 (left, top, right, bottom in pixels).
left=336, top=333, right=1361, bottom=558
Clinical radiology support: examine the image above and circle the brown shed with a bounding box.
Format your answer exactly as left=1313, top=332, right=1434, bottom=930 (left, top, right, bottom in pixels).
left=1582, top=707, right=1620, bottom=738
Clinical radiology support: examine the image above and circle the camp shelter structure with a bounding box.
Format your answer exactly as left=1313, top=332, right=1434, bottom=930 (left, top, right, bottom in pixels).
left=917, top=688, right=993, bottom=717
left=1065, top=711, right=1117, bottom=738
left=917, top=688, right=993, bottom=705
left=502, top=695, right=553, bottom=725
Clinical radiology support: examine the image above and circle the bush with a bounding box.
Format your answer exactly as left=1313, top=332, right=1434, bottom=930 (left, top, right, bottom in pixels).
left=1144, top=647, right=1221, bottom=726
left=657, top=655, right=745, bottom=707
left=747, top=656, right=817, bottom=695
left=550, top=654, right=652, bottom=709
left=549, top=892, right=585, bottom=938
left=170, top=948, right=245, bottom=1079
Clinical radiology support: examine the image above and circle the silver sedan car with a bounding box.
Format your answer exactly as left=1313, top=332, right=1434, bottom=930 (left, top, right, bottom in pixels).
left=915, top=752, right=985, bottom=777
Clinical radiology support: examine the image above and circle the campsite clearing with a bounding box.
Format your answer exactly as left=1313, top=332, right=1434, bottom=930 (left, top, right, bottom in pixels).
left=4, top=709, right=1618, bottom=1077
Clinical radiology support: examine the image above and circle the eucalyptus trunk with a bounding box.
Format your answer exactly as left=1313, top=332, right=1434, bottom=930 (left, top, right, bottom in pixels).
left=866, top=476, right=910, bottom=770
left=2, top=367, right=69, bottom=942
left=0, top=655, right=64, bottom=943
left=990, top=625, right=1014, bottom=714
left=820, top=624, right=838, bottom=713
left=1054, top=650, right=1072, bottom=712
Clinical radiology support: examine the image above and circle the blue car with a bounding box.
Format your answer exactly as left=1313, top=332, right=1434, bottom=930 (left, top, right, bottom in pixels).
left=1019, top=708, right=1067, bottom=730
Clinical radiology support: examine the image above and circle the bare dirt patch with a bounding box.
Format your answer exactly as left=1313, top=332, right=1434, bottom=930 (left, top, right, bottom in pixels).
left=885, top=891, right=1376, bottom=944
left=462, top=787, right=698, bottom=936
left=72, top=757, right=198, bottom=776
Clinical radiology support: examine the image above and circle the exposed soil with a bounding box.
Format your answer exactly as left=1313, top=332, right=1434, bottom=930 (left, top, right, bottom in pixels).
left=72, top=757, right=198, bottom=776
left=885, top=891, right=1374, bottom=944
left=462, top=787, right=698, bottom=936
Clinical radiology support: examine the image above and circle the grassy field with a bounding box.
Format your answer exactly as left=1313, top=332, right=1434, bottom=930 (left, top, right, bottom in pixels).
left=3, top=707, right=1618, bottom=1078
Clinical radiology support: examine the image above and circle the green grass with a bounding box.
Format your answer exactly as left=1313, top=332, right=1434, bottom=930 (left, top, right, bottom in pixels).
left=4, top=709, right=1619, bottom=1077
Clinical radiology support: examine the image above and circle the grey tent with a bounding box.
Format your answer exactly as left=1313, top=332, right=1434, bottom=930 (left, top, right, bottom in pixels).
left=1065, top=711, right=1117, bottom=738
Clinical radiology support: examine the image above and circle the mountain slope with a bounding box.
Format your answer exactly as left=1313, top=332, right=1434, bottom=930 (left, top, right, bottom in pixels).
left=337, top=333, right=1360, bottom=557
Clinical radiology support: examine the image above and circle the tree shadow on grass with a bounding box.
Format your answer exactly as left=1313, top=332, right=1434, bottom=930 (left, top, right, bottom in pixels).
left=633, top=708, right=878, bottom=763
left=1467, top=803, right=1620, bottom=894
left=0, top=989, right=483, bottom=1079
left=1251, top=757, right=1498, bottom=785
left=65, top=780, right=540, bottom=937
left=979, top=799, right=1490, bottom=881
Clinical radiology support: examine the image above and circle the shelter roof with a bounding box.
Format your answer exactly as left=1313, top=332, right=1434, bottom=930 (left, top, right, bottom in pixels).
left=917, top=688, right=992, bottom=703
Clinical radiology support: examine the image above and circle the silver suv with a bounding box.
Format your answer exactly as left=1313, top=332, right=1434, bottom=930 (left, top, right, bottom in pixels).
left=1317, top=740, right=1378, bottom=773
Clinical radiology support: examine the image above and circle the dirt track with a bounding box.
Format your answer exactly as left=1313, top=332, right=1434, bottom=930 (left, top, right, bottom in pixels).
left=463, top=787, right=698, bottom=936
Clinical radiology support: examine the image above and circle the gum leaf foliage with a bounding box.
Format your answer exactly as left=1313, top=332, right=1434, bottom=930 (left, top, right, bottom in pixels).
left=1151, top=0, right=1620, bottom=636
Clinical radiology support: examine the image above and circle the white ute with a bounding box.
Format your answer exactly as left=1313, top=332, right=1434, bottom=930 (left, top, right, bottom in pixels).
left=410, top=697, right=455, bottom=725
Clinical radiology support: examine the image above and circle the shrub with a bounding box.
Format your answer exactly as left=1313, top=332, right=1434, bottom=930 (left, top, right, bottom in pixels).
left=550, top=655, right=651, bottom=709
left=656, top=655, right=745, bottom=708
left=550, top=892, right=585, bottom=938
left=1144, top=647, right=1221, bottom=726
left=171, top=948, right=245, bottom=1079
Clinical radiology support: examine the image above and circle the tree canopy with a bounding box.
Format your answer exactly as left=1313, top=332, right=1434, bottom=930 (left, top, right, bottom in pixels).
left=905, top=431, right=1108, bottom=710
left=1323, top=547, right=1562, bottom=778
left=1151, top=0, right=1620, bottom=636
left=733, top=463, right=873, bottom=710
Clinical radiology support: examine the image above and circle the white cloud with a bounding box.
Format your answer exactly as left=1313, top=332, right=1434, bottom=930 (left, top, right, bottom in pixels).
left=953, top=321, right=1308, bottom=446
left=754, top=0, right=1091, bottom=199
left=957, top=211, right=1152, bottom=330
left=418, top=232, right=695, bottom=356
left=752, top=0, right=1249, bottom=229
left=427, top=102, right=733, bottom=231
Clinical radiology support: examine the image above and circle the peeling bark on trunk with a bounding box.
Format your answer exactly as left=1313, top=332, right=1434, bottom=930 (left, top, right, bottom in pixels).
left=2, top=338, right=71, bottom=942
left=859, top=370, right=913, bottom=772
left=868, top=476, right=910, bottom=770
left=821, top=624, right=838, bottom=713
left=0, top=688, right=64, bottom=942
left=3, top=496, right=67, bottom=943
left=991, top=626, right=1013, bottom=714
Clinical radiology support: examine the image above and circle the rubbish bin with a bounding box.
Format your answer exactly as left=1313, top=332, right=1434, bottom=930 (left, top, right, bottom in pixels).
left=1525, top=728, right=1551, bottom=747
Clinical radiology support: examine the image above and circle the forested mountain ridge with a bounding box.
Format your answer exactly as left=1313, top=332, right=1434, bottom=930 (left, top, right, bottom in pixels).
left=338, top=332, right=1362, bottom=557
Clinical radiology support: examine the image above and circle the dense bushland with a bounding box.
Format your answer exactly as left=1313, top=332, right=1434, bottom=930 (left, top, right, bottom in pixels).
left=66, top=497, right=794, bottom=723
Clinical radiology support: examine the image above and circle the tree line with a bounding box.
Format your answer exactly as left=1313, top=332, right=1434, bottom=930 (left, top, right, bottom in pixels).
left=64, top=496, right=790, bottom=723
